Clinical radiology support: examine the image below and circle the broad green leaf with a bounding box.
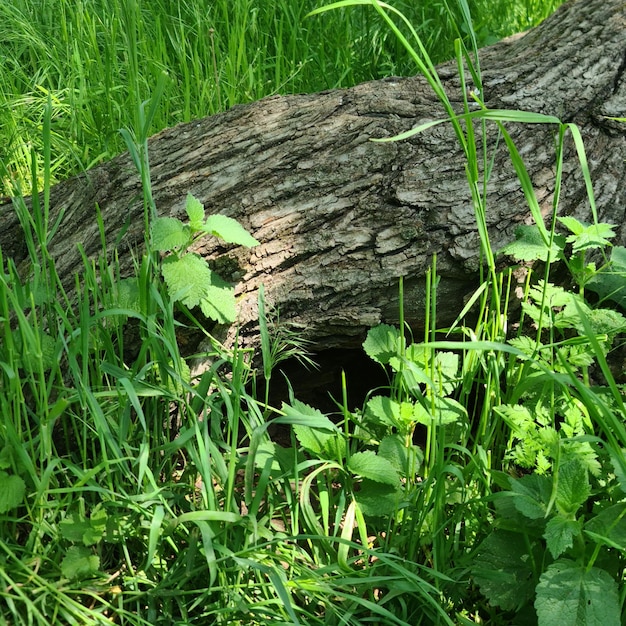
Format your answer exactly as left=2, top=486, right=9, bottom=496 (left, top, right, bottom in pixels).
left=413, top=396, right=467, bottom=426
left=203, top=214, right=259, bottom=247
left=59, top=508, right=107, bottom=546
left=558, top=216, right=615, bottom=253
left=472, top=530, right=537, bottom=611
left=348, top=451, right=401, bottom=487
left=499, top=225, right=565, bottom=263
left=364, top=396, right=417, bottom=432
left=114, top=278, right=141, bottom=313
left=0, top=472, right=25, bottom=513
left=355, top=479, right=402, bottom=518
left=584, top=503, right=626, bottom=550
left=161, top=253, right=212, bottom=309
left=362, top=324, right=401, bottom=365
left=293, top=424, right=346, bottom=461
left=280, top=400, right=338, bottom=430
left=60, top=546, right=100, bottom=580
left=535, top=560, right=620, bottom=626
left=151, top=217, right=190, bottom=251
left=185, top=193, right=205, bottom=230
left=200, top=278, right=236, bottom=324
left=378, top=434, right=423, bottom=475
left=285, top=400, right=344, bottom=461
left=555, top=459, right=590, bottom=518
left=544, top=515, right=582, bottom=559
left=509, top=473, right=552, bottom=520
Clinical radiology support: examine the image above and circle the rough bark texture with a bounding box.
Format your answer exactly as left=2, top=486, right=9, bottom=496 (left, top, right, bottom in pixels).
left=1, top=0, right=625, bottom=353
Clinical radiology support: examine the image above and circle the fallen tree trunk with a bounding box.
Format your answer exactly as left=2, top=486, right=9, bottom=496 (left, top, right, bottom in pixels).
left=1, top=0, right=625, bottom=353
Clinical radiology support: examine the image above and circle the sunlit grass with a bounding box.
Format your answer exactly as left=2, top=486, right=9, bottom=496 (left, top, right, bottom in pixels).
left=0, top=0, right=565, bottom=195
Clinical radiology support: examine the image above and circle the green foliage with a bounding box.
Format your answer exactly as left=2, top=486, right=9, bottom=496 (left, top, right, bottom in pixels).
left=152, top=192, right=258, bottom=324
left=535, top=561, right=620, bottom=626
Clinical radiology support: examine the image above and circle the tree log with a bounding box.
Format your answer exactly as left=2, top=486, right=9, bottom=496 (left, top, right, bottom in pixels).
left=1, top=0, right=625, bottom=354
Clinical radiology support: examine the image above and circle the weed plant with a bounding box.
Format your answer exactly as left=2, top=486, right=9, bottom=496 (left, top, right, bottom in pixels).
left=1, top=0, right=623, bottom=625
left=0, top=0, right=565, bottom=195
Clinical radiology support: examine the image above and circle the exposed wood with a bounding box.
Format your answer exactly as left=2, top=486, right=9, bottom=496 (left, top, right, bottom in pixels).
left=1, top=0, right=625, bottom=353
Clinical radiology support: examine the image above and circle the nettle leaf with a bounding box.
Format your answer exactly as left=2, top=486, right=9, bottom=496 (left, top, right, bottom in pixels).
left=59, top=508, right=107, bottom=546
left=378, top=434, right=423, bottom=474
left=584, top=503, right=626, bottom=550
left=510, top=473, right=552, bottom=520
left=161, top=253, right=219, bottom=310
left=286, top=400, right=345, bottom=461
left=363, top=324, right=401, bottom=365
left=203, top=214, right=259, bottom=247
left=356, top=479, right=402, bottom=517
left=185, top=193, right=205, bottom=230
left=364, top=396, right=416, bottom=431
left=544, top=515, right=582, bottom=559
left=114, top=278, right=141, bottom=313
left=151, top=217, right=190, bottom=251
left=500, top=225, right=565, bottom=263
left=199, top=274, right=236, bottom=324
left=558, top=216, right=616, bottom=253
left=535, top=560, right=620, bottom=626
left=472, top=530, right=537, bottom=611
left=555, top=459, right=590, bottom=518
left=0, top=471, right=25, bottom=513
left=413, top=396, right=467, bottom=426
left=60, top=546, right=100, bottom=580
left=348, top=451, right=401, bottom=487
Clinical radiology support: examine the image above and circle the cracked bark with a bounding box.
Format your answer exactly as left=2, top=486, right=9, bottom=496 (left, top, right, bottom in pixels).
left=1, top=0, right=625, bottom=354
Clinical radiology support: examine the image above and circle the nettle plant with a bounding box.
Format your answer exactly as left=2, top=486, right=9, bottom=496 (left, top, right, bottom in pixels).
left=469, top=216, right=626, bottom=624
left=149, top=192, right=259, bottom=324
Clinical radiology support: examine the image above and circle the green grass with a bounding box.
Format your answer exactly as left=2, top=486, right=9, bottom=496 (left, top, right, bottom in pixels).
left=0, top=0, right=565, bottom=195
left=4, top=0, right=624, bottom=624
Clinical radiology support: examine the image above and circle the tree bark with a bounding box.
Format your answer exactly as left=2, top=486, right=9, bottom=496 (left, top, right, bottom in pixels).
left=1, top=0, right=625, bottom=353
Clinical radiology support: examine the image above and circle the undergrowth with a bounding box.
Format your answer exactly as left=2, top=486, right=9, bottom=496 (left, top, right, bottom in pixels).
left=1, top=0, right=624, bottom=625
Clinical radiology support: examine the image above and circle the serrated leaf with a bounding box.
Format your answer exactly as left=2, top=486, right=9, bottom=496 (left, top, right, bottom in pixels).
left=115, top=278, right=141, bottom=313
left=0, top=472, right=25, bottom=513
left=558, top=216, right=616, bottom=253
left=203, top=214, right=259, bottom=247
left=535, top=560, right=620, bottom=626
left=293, top=425, right=346, bottom=461
left=348, top=451, right=400, bottom=487
left=200, top=277, right=236, bottom=324
left=362, top=324, right=401, bottom=365
left=544, top=515, right=582, bottom=559
left=413, top=395, right=468, bottom=427
left=510, top=473, right=552, bottom=520
left=472, top=530, right=537, bottom=611
left=500, top=225, right=565, bottom=263
left=364, top=396, right=417, bottom=431
left=161, top=254, right=212, bottom=309
left=60, top=507, right=108, bottom=546
left=60, top=546, right=100, bottom=580
left=555, top=460, right=590, bottom=518
left=355, top=479, right=402, bottom=517
left=185, top=193, right=205, bottom=230
left=151, top=217, right=190, bottom=251
left=285, top=400, right=344, bottom=461
left=378, top=434, right=422, bottom=474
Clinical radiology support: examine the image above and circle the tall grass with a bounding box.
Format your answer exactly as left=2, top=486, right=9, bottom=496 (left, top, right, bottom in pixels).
left=0, top=0, right=565, bottom=195
left=3, top=0, right=622, bottom=624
